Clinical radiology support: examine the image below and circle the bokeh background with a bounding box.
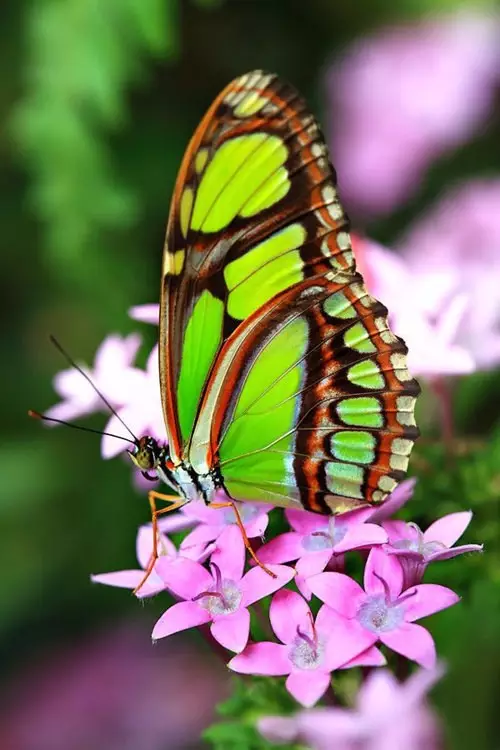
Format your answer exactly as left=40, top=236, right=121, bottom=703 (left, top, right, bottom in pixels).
left=2, top=1, right=500, bottom=748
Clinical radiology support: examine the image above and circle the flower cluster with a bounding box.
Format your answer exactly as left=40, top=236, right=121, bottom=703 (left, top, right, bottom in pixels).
left=327, top=10, right=500, bottom=218
left=92, top=478, right=480, bottom=709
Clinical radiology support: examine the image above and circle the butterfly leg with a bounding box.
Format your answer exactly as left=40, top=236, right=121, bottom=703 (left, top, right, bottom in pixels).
left=209, top=500, right=277, bottom=579
left=133, top=491, right=187, bottom=595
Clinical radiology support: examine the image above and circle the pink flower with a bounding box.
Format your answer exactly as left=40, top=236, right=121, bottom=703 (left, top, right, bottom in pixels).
left=101, top=344, right=165, bottom=458
left=180, top=500, right=272, bottom=555
left=308, top=548, right=459, bottom=668
left=398, top=179, right=500, bottom=369
left=327, top=12, right=500, bottom=217
left=258, top=664, right=445, bottom=749
left=45, top=333, right=143, bottom=424
left=151, top=526, right=294, bottom=653
left=384, top=511, right=483, bottom=589
left=229, top=589, right=385, bottom=707
left=129, top=304, right=159, bottom=325
left=91, top=516, right=208, bottom=598
left=258, top=507, right=386, bottom=600
left=353, top=235, right=475, bottom=377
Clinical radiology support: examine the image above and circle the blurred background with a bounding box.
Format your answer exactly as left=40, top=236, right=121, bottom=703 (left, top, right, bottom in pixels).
left=2, top=0, right=500, bottom=748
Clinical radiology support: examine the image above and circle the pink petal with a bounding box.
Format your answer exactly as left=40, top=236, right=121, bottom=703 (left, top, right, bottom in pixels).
left=340, top=646, right=386, bottom=669
left=307, top=572, right=365, bottom=617
left=180, top=524, right=220, bottom=549
left=158, top=512, right=197, bottom=535
left=368, top=478, right=417, bottom=523
left=244, top=512, right=270, bottom=538
left=136, top=526, right=176, bottom=569
left=295, top=551, right=335, bottom=599
left=286, top=670, right=331, bottom=707
left=382, top=520, right=415, bottom=543
left=364, top=547, right=403, bottom=598
left=424, top=511, right=473, bottom=547
left=210, top=525, right=245, bottom=581
left=91, top=570, right=163, bottom=595
left=210, top=609, right=251, bottom=653
left=403, top=584, right=460, bottom=622
left=44, top=399, right=96, bottom=424
left=380, top=622, right=436, bottom=668
left=152, top=601, right=210, bottom=640
left=181, top=502, right=225, bottom=525
left=241, top=564, right=295, bottom=607
left=128, top=303, right=159, bottom=324
left=258, top=532, right=304, bottom=564
left=155, top=556, right=212, bottom=599
left=334, top=522, right=387, bottom=553
left=257, top=717, right=299, bottom=745
left=269, top=589, right=312, bottom=644
left=429, top=543, right=483, bottom=562
left=101, top=413, right=135, bottom=458
left=296, top=550, right=333, bottom=578
left=316, top=606, right=377, bottom=670
left=229, top=642, right=291, bottom=676
left=285, top=509, right=330, bottom=534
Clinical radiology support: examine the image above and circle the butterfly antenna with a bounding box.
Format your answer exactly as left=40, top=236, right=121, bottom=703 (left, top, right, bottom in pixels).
left=28, top=410, right=135, bottom=444
left=48, top=334, right=139, bottom=443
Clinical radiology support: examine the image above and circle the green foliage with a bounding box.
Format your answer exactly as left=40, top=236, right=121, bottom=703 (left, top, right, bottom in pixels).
left=203, top=677, right=304, bottom=750
left=12, top=0, right=178, bottom=280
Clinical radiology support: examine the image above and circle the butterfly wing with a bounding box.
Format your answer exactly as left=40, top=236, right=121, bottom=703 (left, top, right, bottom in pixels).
left=160, top=70, right=352, bottom=464
left=161, top=70, right=420, bottom=511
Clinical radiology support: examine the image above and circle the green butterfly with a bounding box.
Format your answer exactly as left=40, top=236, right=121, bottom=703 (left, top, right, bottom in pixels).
left=121, top=71, right=420, bottom=587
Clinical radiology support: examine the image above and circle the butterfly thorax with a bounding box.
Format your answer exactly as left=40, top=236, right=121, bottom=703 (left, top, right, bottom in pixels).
left=128, top=434, right=222, bottom=504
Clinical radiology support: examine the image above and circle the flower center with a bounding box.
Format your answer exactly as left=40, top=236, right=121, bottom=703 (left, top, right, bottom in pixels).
left=302, top=517, right=347, bottom=552
left=357, top=595, right=404, bottom=633
left=194, top=562, right=242, bottom=615
left=356, top=573, right=416, bottom=633
left=393, top=523, right=447, bottom=559
left=289, top=615, right=324, bottom=670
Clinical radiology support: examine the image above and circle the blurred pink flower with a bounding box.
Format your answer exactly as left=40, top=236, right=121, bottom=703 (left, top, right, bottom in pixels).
left=309, top=548, right=459, bottom=668
left=91, top=517, right=209, bottom=598
left=384, top=511, right=483, bottom=589
left=258, top=507, right=386, bottom=600
left=152, top=526, right=294, bottom=653
left=45, top=333, right=143, bottom=424
left=180, top=500, right=272, bottom=555
left=101, top=344, right=165, bottom=458
left=354, top=235, right=475, bottom=377
left=229, top=589, right=385, bottom=707
left=258, top=664, right=445, bottom=749
left=327, top=12, right=500, bottom=217
left=129, top=303, right=159, bottom=324
left=398, top=179, right=500, bottom=368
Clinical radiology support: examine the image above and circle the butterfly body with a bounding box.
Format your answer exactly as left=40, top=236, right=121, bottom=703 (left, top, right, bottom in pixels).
left=130, top=70, right=420, bottom=518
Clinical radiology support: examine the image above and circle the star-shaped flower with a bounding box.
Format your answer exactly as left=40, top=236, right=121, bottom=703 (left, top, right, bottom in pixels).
left=229, top=589, right=385, bottom=707
left=151, top=526, right=294, bottom=653
left=384, top=511, right=483, bottom=588
left=308, top=548, right=459, bottom=668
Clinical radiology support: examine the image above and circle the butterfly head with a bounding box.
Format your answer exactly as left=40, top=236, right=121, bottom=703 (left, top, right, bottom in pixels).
left=128, top=435, right=164, bottom=480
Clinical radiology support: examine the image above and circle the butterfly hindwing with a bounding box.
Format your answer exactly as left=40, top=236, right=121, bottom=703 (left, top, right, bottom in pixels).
left=190, top=272, right=419, bottom=513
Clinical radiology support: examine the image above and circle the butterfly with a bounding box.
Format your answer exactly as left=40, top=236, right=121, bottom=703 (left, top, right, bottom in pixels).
left=123, top=70, right=420, bottom=587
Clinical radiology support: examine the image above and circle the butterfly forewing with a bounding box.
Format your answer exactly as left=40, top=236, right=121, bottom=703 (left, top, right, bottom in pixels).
left=160, top=70, right=420, bottom=512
